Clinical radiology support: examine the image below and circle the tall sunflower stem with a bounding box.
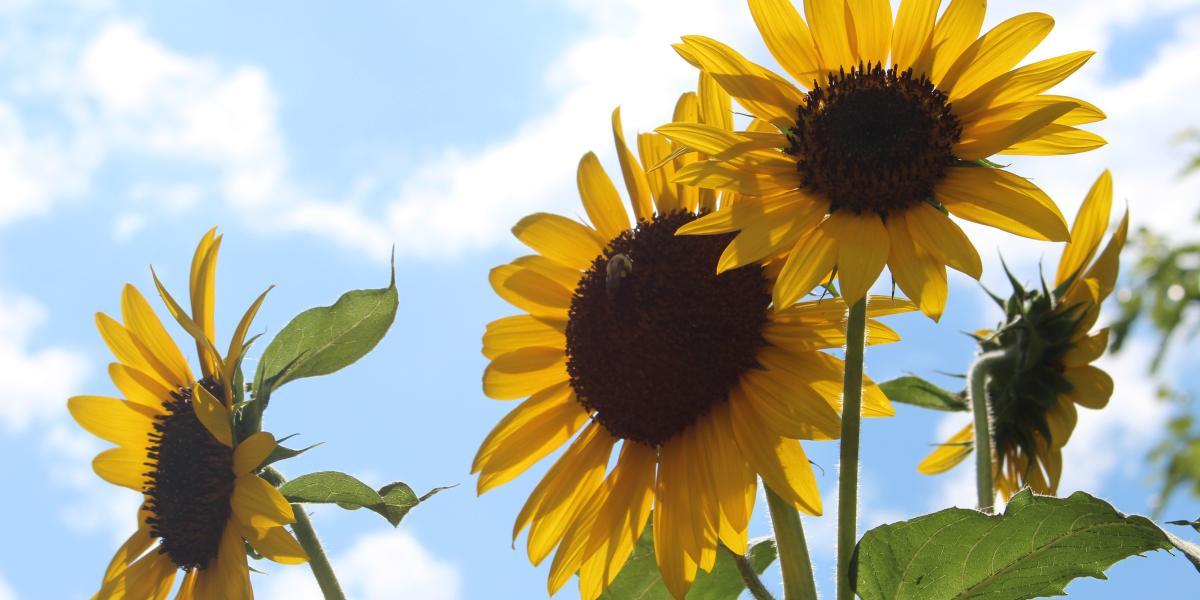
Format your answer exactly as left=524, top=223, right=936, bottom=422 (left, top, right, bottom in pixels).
left=967, top=349, right=1014, bottom=514
left=836, top=298, right=867, bottom=600
left=263, top=466, right=347, bottom=600
left=765, top=486, right=816, bottom=600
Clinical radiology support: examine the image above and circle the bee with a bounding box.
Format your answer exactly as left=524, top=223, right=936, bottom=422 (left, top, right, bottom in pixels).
left=606, top=254, right=634, bottom=301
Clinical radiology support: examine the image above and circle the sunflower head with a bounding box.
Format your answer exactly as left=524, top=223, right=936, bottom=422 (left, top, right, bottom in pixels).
left=659, top=0, right=1106, bottom=318
left=70, top=229, right=304, bottom=599
left=919, top=171, right=1128, bottom=499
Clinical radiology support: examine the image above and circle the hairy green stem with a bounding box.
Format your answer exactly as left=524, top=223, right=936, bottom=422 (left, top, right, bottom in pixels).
left=732, top=545, right=777, bottom=600
left=765, top=486, right=817, bottom=600
left=836, top=298, right=867, bottom=600
left=967, top=349, right=1013, bottom=514
left=263, top=466, right=346, bottom=600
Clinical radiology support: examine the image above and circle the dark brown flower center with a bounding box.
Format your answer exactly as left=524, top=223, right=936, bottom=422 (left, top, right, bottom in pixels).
left=564, top=211, right=771, bottom=446
left=143, top=380, right=235, bottom=570
left=787, top=63, right=962, bottom=217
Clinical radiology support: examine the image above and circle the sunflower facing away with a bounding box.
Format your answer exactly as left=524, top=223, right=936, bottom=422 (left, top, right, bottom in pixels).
left=69, top=230, right=305, bottom=599
left=474, top=78, right=912, bottom=600
left=656, top=0, right=1105, bottom=320
left=919, top=171, right=1128, bottom=499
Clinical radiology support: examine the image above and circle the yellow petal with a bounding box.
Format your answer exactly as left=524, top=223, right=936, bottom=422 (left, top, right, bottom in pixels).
left=673, top=159, right=796, bottom=195
left=956, top=51, right=1097, bottom=120
left=578, top=152, right=632, bottom=241
left=96, top=313, right=170, bottom=389
left=150, top=268, right=224, bottom=381
left=654, top=437, right=700, bottom=600
left=488, top=263, right=573, bottom=318
left=1045, top=398, right=1078, bottom=449
left=1063, top=365, right=1113, bottom=410
left=698, top=410, right=754, bottom=555
left=717, top=197, right=826, bottom=273
left=242, top=524, right=307, bottom=565
left=1056, top=170, right=1113, bottom=286
left=937, top=167, right=1069, bottom=242
left=738, top=369, right=842, bottom=440
left=805, top=0, right=856, bottom=73
left=956, top=102, right=1076, bottom=160
left=67, top=395, right=156, bottom=448
left=233, top=431, right=276, bottom=475
left=193, top=384, right=233, bottom=447
left=748, top=0, right=823, bottom=85
left=675, top=36, right=806, bottom=127
left=120, top=285, right=193, bottom=388
left=638, top=131, right=680, bottom=213
left=547, top=473, right=610, bottom=597
left=1081, top=208, right=1129, bottom=302
left=101, top=516, right=156, bottom=584
left=929, top=0, right=987, bottom=83
left=941, top=13, right=1055, bottom=100
left=905, top=203, right=983, bottom=278
left=93, top=447, right=150, bottom=491
left=612, top=108, right=656, bottom=222
left=482, top=314, right=567, bottom=360
left=891, top=0, right=940, bottom=73
left=998, top=125, right=1106, bottom=156
left=728, top=388, right=821, bottom=515
left=97, top=550, right=176, bottom=600
left=887, top=219, right=949, bottom=321
left=511, top=213, right=605, bottom=270
left=774, top=225, right=838, bottom=308
left=515, top=422, right=616, bottom=565
left=698, top=70, right=734, bottom=131
left=473, top=382, right=591, bottom=493
left=918, top=423, right=973, bottom=474
left=826, top=212, right=889, bottom=305
left=672, top=92, right=703, bottom=212
left=1063, top=329, right=1109, bottom=367
left=193, top=524, right=251, bottom=600
left=848, top=0, right=892, bottom=66
left=108, top=363, right=170, bottom=411
left=232, top=473, right=295, bottom=531
left=586, top=442, right=657, bottom=591
left=482, top=347, right=568, bottom=401
left=224, top=285, right=273, bottom=390
left=655, top=123, right=790, bottom=164
left=188, top=230, right=222, bottom=380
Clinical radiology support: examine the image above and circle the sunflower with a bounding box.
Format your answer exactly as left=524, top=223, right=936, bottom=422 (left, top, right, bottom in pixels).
left=655, top=0, right=1105, bottom=319
left=919, top=171, right=1128, bottom=499
left=474, top=78, right=912, bottom=600
left=69, top=229, right=306, bottom=599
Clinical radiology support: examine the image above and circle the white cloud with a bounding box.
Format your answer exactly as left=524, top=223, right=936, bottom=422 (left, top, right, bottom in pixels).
left=112, top=211, right=146, bottom=241
left=259, top=529, right=461, bottom=600
left=0, top=291, right=89, bottom=433
left=0, top=571, right=15, bottom=600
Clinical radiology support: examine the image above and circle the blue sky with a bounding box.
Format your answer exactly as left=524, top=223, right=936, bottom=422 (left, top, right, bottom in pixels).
left=2, top=1, right=1200, bottom=598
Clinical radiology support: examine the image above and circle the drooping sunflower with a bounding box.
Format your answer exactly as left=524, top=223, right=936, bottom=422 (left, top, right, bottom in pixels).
left=656, top=0, right=1105, bottom=319
left=919, top=171, right=1128, bottom=499
left=69, top=230, right=305, bottom=599
left=474, top=78, right=912, bottom=600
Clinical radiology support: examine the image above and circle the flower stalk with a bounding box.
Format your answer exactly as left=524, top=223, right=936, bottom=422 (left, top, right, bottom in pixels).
left=263, top=466, right=347, bottom=600
left=967, top=349, right=1014, bottom=514
left=836, top=298, right=867, bottom=600
left=765, top=486, right=816, bottom=600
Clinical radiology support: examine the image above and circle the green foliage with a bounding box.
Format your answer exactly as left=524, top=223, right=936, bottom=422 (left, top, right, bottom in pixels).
left=279, top=471, right=446, bottom=527
left=878, top=376, right=968, bottom=412
left=852, top=490, right=1174, bottom=600
left=256, top=435, right=322, bottom=471
left=1110, top=228, right=1200, bottom=372
left=598, top=524, right=777, bottom=600
left=1148, top=402, right=1200, bottom=515
left=253, top=258, right=398, bottom=402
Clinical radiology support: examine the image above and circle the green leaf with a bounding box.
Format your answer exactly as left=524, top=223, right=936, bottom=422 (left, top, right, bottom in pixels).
left=256, top=438, right=322, bottom=471
left=254, top=258, right=397, bottom=397
left=278, top=471, right=443, bottom=528
left=852, top=490, right=1174, bottom=600
left=598, top=523, right=777, bottom=600
left=878, top=376, right=968, bottom=412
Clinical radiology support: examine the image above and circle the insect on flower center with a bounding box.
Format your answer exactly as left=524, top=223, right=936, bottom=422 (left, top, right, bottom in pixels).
left=564, top=211, right=771, bottom=446
left=144, top=380, right=235, bottom=571
left=787, top=63, right=962, bottom=217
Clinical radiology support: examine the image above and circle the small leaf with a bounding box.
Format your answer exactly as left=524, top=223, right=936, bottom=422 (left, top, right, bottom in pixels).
left=254, top=258, right=397, bottom=398
left=852, top=489, right=1175, bottom=600
left=878, top=376, right=968, bottom=412
left=279, top=471, right=444, bottom=528
left=279, top=471, right=381, bottom=508
left=598, top=522, right=777, bottom=599
left=257, top=440, right=322, bottom=471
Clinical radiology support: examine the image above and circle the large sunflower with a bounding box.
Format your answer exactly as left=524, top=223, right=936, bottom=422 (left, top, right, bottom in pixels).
left=919, top=171, right=1128, bottom=499
left=656, top=0, right=1104, bottom=319
left=474, top=78, right=912, bottom=600
left=69, top=230, right=306, bottom=599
